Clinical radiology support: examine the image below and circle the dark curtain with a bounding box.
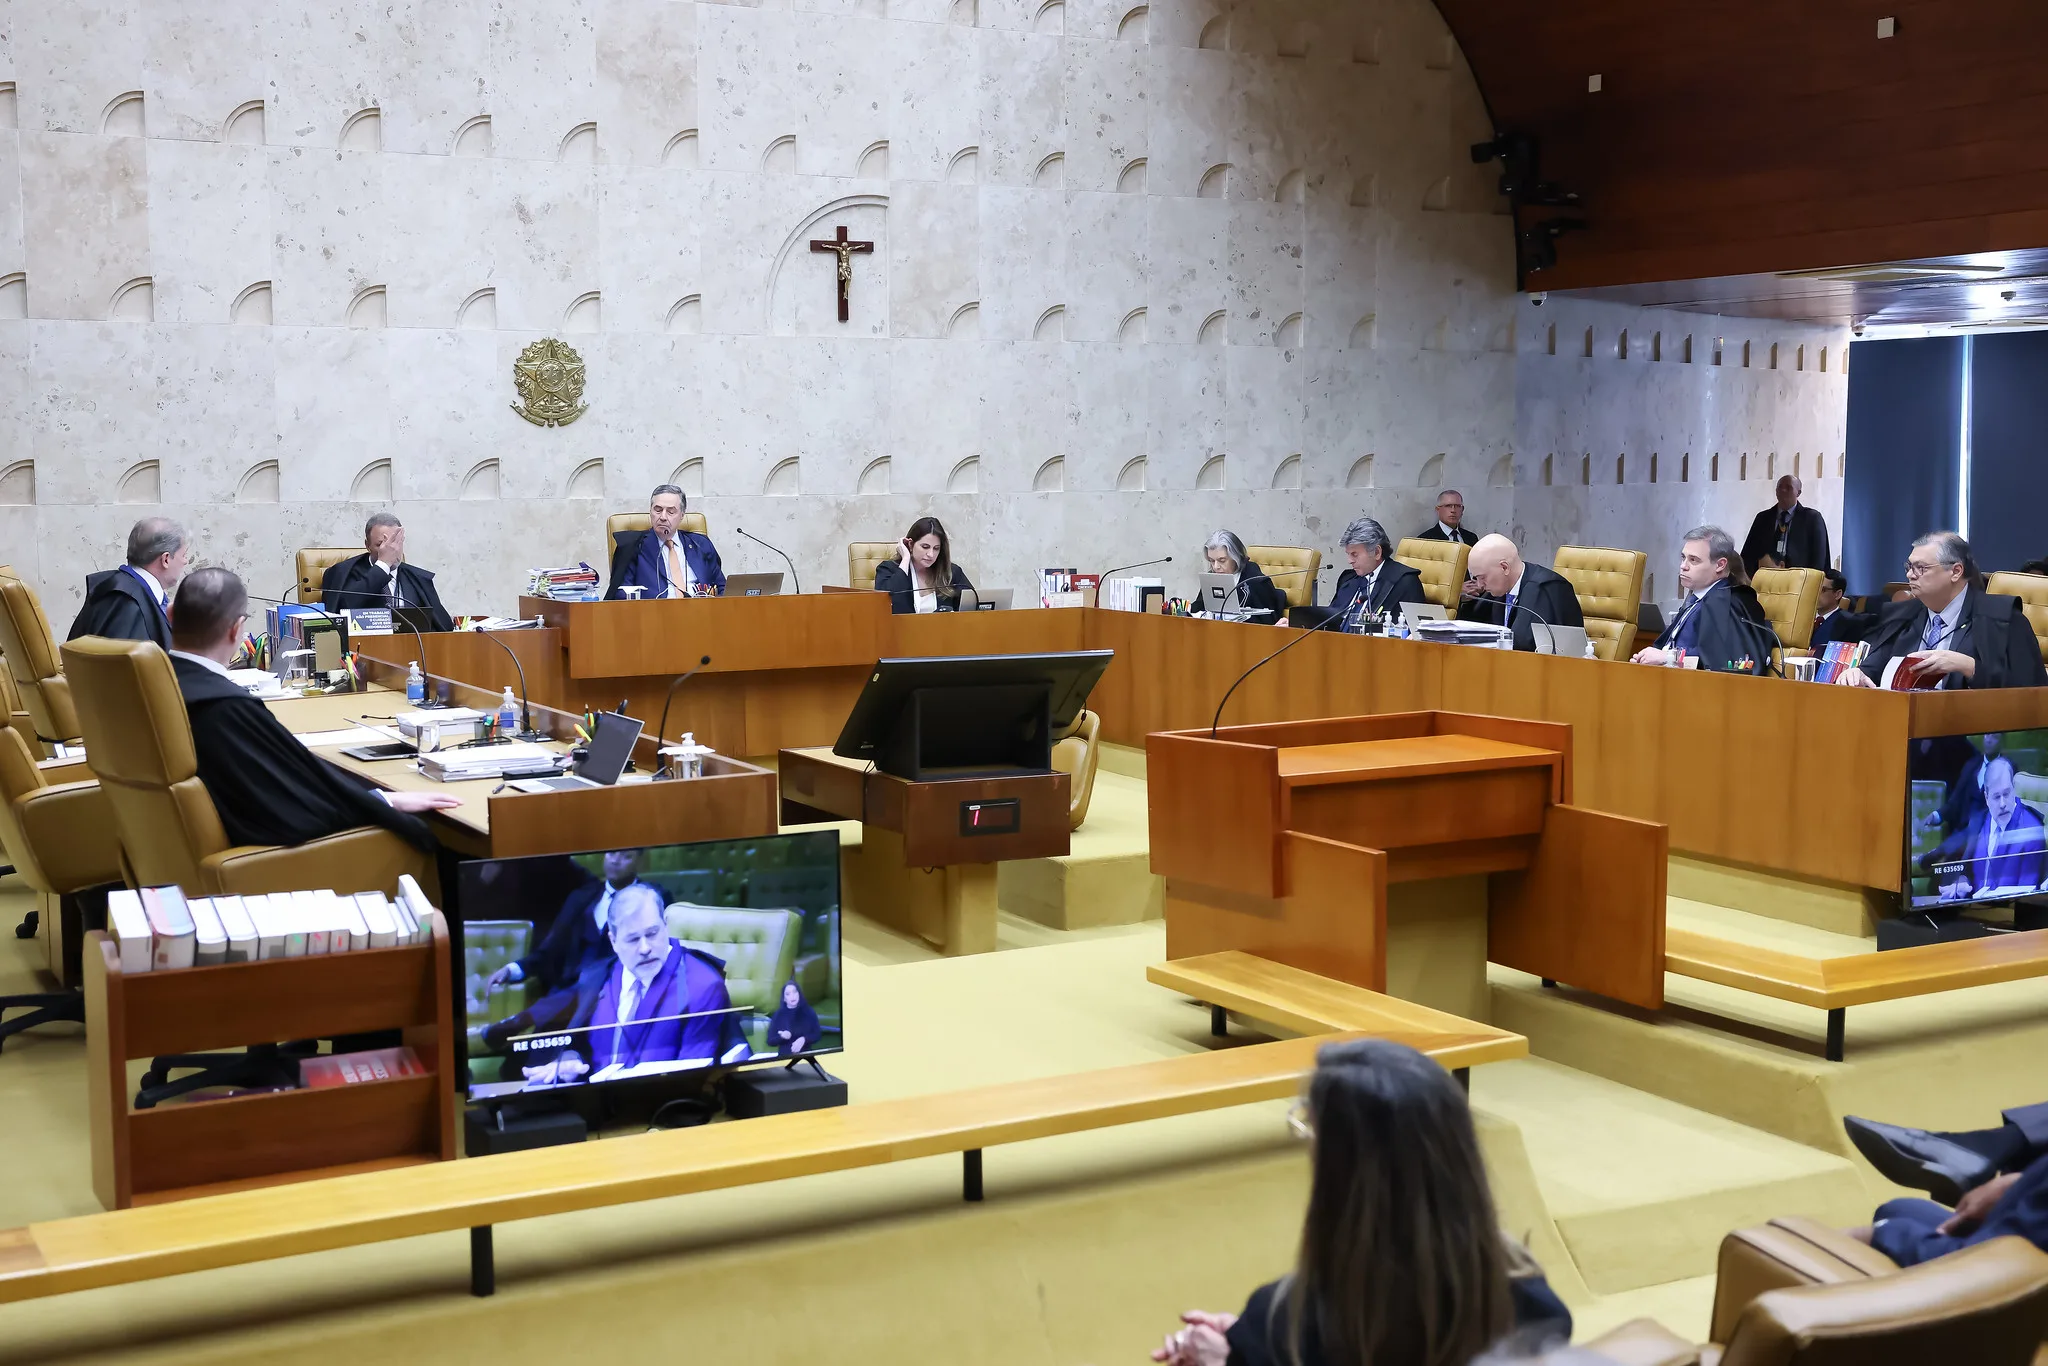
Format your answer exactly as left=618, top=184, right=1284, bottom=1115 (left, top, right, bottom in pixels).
left=1966, top=331, right=2048, bottom=575
left=1844, top=337, right=1966, bottom=595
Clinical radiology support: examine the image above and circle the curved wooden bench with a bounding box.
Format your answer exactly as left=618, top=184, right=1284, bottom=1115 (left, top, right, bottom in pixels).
left=1665, top=926, right=2048, bottom=1061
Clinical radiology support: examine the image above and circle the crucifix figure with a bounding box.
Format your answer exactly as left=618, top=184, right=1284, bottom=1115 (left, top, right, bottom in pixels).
left=808, top=224, right=874, bottom=322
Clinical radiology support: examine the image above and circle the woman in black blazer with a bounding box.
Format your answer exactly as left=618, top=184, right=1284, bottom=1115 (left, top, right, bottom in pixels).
left=1197, top=530, right=1287, bottom=624
left=872, top=516, right=975, bottom=614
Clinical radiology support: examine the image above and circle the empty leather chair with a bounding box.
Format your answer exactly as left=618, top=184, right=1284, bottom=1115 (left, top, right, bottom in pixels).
left=0, top=573, right=82, bottom=749
left=1243, top=545, right=1322, bottom=607
left=1394, top=537, right=1471, bottom=616
left=0, top=727, right=122, bottom=1047
left=1052, top=708, right=1102, bottom=830
left=847, top=542, right=899, bottom=592
left=1753, top=567, right=1824, bottom=653
left=294, top=547, right=360, bottom=604
left=0, top=654, right=36, bottom=756
left=1987, top=572, right=2048, bottom=661
left=60, top=637, right=436, bottom=898
left=1554, top=545, right=1648, bottom=660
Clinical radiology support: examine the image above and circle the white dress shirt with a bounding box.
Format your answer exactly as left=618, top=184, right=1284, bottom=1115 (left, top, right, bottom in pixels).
left=1437, top=521, right=1462, bottom=540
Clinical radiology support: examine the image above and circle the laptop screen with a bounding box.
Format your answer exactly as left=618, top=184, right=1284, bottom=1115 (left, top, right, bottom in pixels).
left=573, top=710, right=645, bottom=785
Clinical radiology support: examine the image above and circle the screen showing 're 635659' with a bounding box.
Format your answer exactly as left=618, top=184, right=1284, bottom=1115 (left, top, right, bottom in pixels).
left=1906, top=729, right=2048, bottom=910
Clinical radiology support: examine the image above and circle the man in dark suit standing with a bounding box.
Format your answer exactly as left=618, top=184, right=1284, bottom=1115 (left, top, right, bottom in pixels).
left=1463, top=534, right=1584, bottom=651
left=166, top=568, right=456, bottom=850
left=1810, top=569, right=1872, bottom=650
left=1838, top=532, right=2047, bottom=690
left=1325, top=517, right=1426, bottom=628
left=484, top=848, right=661, bottom=1000
left=1741, top=475, right=1831, bottom=575
left=319, top=512, right=455, bottom=631
left=1413, top=489, right=1478, bottom=547
left=66, top=517, right=186, bottom=651
left=604, top=484, right=727, bottom=599
left=1632, top=526, right=1771, bottom=673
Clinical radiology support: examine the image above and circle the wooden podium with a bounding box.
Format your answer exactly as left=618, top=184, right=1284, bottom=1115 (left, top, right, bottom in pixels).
left=779, top=747, right=1070, bottom=955
left=1148, top=712, right=1668, bottom=1011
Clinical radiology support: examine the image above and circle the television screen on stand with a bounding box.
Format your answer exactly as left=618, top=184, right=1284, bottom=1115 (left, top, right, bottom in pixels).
left=1905, top=728, right=2048, bottom=911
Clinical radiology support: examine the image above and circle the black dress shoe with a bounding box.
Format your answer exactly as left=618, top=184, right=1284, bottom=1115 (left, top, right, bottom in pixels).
left=1844, top=1116, right=1995, bottom=1206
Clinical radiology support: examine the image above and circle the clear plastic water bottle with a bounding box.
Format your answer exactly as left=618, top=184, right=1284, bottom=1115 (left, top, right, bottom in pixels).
left=498, top=686, right=519, bottom=733
left=405, top=662, right=425, bottom=704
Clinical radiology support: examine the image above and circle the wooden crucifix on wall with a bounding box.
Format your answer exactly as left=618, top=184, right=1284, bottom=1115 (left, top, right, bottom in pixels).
left=809, top=224, right=874, bottom=322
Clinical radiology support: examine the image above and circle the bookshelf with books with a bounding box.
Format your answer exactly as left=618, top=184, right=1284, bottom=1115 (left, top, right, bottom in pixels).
left=84, top=880, right=458, bottom=1209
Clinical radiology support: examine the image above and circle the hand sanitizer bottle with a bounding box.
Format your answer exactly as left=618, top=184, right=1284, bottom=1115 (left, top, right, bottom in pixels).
left=1583, top=636, right=1598, bottom=659
left=498, top=686, right=519, bottom=734
left=405, top=662, right=425, bottom=704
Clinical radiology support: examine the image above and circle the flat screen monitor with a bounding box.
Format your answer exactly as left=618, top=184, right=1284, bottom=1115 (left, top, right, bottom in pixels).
left=832, top=650, right=1114, bottom=779
left=457, top=831, right=842, bottom=1102
left=1905, top=728, right=2048, bottom=910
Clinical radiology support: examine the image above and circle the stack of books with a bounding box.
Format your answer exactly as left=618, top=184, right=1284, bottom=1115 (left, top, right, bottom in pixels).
left=1813, top=639, right=1870, bottom=685
left=526, top=563, right=602, bottom=600
left=105, top=874, right=438, bottom=972
left=1101, top=577, right=1166, bottom=612
left=1040, top=568, right=1086, bottom=608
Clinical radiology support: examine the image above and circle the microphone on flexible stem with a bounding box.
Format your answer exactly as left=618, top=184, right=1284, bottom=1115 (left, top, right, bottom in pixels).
left=467, top=627, right=544, bottom=738
left=1209, top=609, right=1353, bottom=738
left=653, top=655, right=714, bottom=778
left=1100, top=555, right=1173, bottom=579
left=315, top=585, right=446, bottom=708
left=735, top=528, right=802, bottom=595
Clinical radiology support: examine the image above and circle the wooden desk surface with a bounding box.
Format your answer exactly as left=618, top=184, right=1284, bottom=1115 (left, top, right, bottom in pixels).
left=1275, top=734, right=1559, bottom=785
left=265, top=689, right=505, bottom=841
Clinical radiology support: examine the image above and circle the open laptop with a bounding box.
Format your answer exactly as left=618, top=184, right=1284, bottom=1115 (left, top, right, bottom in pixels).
left=1198, top=573, right=1253, bottom=617
left=958, top=587, right=1012, bottom=611
left=1531, top=623, right=1591, bottom=657
left=723, top=572, right=783, bottom=598
left=508, top=710, right=644, bottom=793
left=1400, top=601, right=1449, bottom=629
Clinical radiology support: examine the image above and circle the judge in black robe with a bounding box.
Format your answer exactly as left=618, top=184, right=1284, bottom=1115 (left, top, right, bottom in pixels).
left=67, top=517, right=188, bottom=650
left=320, top=514, right=455, bottom=630
left=1839, top=534, right=2047, bottom=691
left=166, top=567, right=453, bottom=853
left=1463, top=533, right=1586, bottom=652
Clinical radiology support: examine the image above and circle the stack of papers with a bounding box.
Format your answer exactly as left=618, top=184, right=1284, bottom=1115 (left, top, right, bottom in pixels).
left=420, top=741, right=559, bottom=782
left=1414, top=620, right=1512, bottom=647
left=526, top=564, right=601, bottom=600
left=228, top=668, right=289, bottom=698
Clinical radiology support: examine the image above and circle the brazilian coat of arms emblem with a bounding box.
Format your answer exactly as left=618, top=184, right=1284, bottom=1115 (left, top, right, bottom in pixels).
left=510, top=337, right=589, bottom=427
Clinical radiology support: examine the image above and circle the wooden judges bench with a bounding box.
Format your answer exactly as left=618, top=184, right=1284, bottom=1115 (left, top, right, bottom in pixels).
left=352, top=600, right=2048, bottom=896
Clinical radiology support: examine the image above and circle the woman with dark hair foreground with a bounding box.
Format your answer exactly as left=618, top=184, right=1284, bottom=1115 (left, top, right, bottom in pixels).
left=1153, top=1038, right=1571, bottom=1366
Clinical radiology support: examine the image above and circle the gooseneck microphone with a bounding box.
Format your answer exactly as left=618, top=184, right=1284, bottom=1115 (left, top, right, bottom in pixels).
left=467, top=625, right=544, bottom=738
left=1100, top=555, right=1173, bottom=579
left=314, top=584, right=446, bottom=708
left=654, top=655, right=714, bottom=764
left=735, top=528, right=802, bottom=595
left=1208, top=610, right=1352, bottom=738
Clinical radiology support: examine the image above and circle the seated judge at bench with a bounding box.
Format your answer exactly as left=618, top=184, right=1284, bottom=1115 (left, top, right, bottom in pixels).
left=1325, top=517, right=1424, bottom=628
left=169, top=568, right=455, bottom=851
left=873, top=516, right=975, bottom=613
left=1193, top=530, right=1287, bottom=623
left=320, top=511, right=454, bottom=631
left=1918, top=757, right=2047, bottom=902
left=1631, top=526, right=1771, bottom=673
left=67, top=516, right=187, bottom=651
left=1461, top=534, right=1583, bottom=651
left=519, top=885, right=752, bottom=1086
left=1838, top=532, right=2048, bottom=690
left=604, top=484, right=727, bottom=600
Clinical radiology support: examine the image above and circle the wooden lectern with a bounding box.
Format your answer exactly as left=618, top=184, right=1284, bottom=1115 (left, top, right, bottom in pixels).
left=1149, top=712, right=1668, bottom=1010
left=780, top=748, right=1069, bottom=955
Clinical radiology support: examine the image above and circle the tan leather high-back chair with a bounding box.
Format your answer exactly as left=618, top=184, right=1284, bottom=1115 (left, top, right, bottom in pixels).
left=1051, top=709, right=1102, bottom=830
left=295, top=547, right=359, bottom=604
left=848, top=543, right=898, bottom=592
left=60, top=638, right=436, bottom=897
left=0, top=728, right=120, bottom=993
left=1753, top=567, right=1824, bottom=652
left=606, top=510, right=709, bottom=564
left=0, top=574, right=81, bottom=747
left=0, top=656, right=35, bottom=755
left=1987, top=572, right=2048, bottom=661
left=1394, top=538, right=1470, bottom=615
left=1553, top=546, right=1647, bottom=660
left=1244, top=546, right=1322, bottom=608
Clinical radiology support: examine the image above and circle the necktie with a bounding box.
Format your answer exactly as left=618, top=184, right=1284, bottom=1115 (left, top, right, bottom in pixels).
left=1503, top=590, right=1517, bottom=627
left=1922, top=612, right=1944, bottom=651
left=385, top=564, right=403, bottom=607
left=665, top=539, right=685, bottom=597
left=614, top=973, right=643, bottom=1064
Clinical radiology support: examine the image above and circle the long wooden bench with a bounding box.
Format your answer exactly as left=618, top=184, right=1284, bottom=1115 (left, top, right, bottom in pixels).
left=1146, top=950, right=1530, bottom=1087
left=0, top=1026, right=1503, bottom=1306
left=1665, top=926, right=2048, bottom=1061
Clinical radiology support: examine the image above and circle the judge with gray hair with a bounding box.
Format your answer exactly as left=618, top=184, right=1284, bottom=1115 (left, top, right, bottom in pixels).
left=67, top=516, right=189, bottom=650
left=1325, top=516, right=1425, bottom=628
left=1838, top=531, right=2046, bottom=690
left=1195, top=529, right=1287, bottom=623
left=320, top=511, right=454, bottom=631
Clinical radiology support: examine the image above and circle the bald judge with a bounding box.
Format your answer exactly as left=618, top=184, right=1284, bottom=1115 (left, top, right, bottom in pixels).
left=1462, top=534, right=1584, bottom=651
